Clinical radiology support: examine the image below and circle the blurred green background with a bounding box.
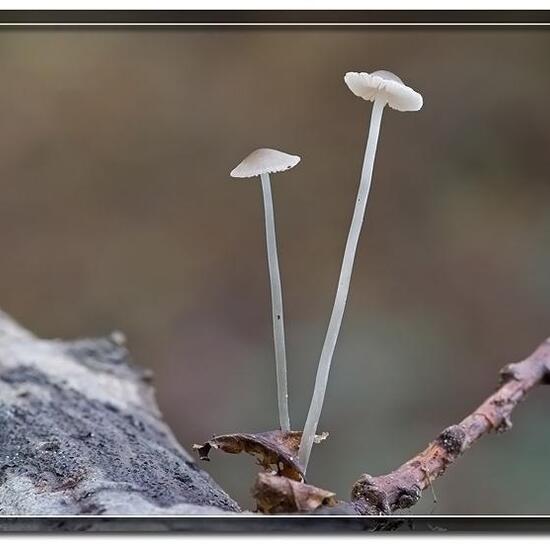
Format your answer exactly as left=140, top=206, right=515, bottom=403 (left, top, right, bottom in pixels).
left=0, top=28, right=549, bottom=514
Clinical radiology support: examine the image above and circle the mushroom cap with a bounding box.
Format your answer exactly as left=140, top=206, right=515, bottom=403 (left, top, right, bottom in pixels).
left=344, top=70, right=423, bottom=112
left=230, top=148, right=301, bottom=178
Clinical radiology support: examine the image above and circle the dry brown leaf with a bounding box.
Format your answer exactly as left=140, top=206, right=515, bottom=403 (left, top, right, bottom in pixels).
left=193, top=430, right=328, bottom=482
left=253, top=471, right=337, bottom=514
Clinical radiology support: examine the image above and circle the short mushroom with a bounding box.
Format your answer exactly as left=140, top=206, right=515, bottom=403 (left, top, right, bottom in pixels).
left=298, top=70, right=423, bottom=471
left=231, top=148, right=301, bottom=433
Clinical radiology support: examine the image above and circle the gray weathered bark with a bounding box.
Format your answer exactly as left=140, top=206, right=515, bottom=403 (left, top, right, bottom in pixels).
left=0, top=310, right=239, bottom=515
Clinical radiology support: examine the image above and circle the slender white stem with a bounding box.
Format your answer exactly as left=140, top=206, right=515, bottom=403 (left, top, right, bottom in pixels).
left=298, top=98, right=386, bottom=471
left=261, top=173, right=291, bottom=432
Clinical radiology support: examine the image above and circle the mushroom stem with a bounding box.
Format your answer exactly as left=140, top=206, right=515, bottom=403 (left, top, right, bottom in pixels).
left=260, top=172, right=291, bottom=432
left=298, top=97, right=386, bottom=471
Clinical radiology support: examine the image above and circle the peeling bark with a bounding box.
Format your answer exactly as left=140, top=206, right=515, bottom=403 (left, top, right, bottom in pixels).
left=0, top=310, right=239, bottom=515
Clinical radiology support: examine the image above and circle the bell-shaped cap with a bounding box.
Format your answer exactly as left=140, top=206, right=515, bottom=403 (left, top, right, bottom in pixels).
left=230, top=148, right=301, bottom=178
left=344, top=70, right=423, bottom=112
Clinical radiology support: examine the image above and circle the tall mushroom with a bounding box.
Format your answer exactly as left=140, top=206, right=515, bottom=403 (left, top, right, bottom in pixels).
left=298, top=70, right=423, bottom=471
left=231, top=148, right=301, bottom=433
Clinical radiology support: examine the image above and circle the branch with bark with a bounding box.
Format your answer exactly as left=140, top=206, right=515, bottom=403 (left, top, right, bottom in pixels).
left=350, top=338, right=550, bottom=514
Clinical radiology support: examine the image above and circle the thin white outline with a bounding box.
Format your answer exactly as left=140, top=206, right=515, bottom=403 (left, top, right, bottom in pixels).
left=0, top=22, right=549, bottom=26
left=0, top=14, right=548, bottom=523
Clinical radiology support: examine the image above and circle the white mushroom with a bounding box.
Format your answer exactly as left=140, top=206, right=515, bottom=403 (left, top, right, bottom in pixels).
left=344, top=70, right=423, bottom=112
left=231, top=148, right=301, bottom=432
left=298, top=70, right=423, bottom=471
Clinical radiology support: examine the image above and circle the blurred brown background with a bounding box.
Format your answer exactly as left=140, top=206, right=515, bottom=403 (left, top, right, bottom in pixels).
left=0, top=28, right=549, bottom=514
